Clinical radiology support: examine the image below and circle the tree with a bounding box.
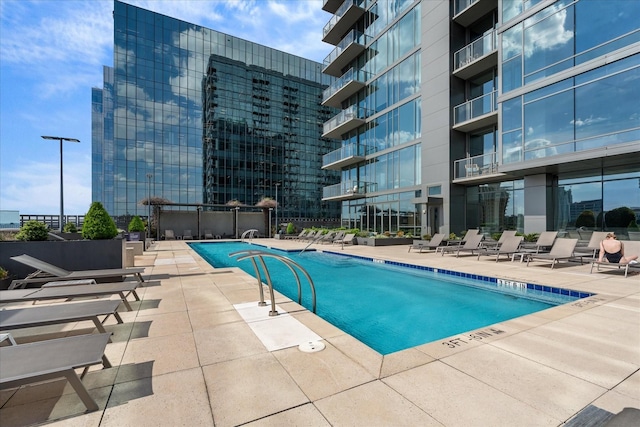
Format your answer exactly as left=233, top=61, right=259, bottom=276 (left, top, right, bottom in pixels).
left=128, top=216, right=145, bottom=232
left=82, top=202, right=118, bottom=240
left=16, top=220, right=49, bottom=241
left=575, top=210, right=595, bottom=228
left=605, top=207, right=636, bottom=228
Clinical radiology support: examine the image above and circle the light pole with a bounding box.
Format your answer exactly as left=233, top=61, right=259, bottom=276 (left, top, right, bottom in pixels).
left=235, top=206, right=240, bottom=239
left=41, top=136, right=80, bottom=232
left=275, top=182, right=280, bottom=235
left=146, top=173, right=152, bottom=240
left=268, top=208, right=273, bottom=238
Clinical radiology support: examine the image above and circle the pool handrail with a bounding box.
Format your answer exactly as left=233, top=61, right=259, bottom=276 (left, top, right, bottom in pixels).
left=229, top=250, right=317, bottom=314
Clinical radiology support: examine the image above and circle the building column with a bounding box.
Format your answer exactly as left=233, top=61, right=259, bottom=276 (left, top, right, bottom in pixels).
left=523, top=174, right=553, bottom=233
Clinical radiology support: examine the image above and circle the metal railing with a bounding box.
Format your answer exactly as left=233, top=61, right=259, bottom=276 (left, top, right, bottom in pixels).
left=453, top=91, right=497, bottom=125
left=322, top=68, right=367, bottom=104
left=322, top=142, right=369, bottom=167
left=322, top=180, right=367, bottom=199
left=323, top=104, right=367, bottom=136
left=323, top=0, right=365, bottom=38
left=453, top=152, right=497, bottom=179
left=454, top=30, right=496, bottom=71
left=323, top=30, right=367, bottom=68
left=229, top=250, right=317, bottom=315
left=240, top=229, right=259, bottom=241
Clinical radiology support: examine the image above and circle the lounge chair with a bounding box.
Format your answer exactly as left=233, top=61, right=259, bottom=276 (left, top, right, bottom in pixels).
left=0, top=300, right=123, bottom=336
left=525, top=238, right=578, bottom=268
left=477, top=235, right=523, bottom=262
left=573, top=231, right=608, bottom=262
left=0, top=282, right=141, bottom=311
left=481, top=230, right=517, bottom=249
left=589, top=240, right=640, bottom=278
left=438, top=233, right=484, bottom=257
left=0, top=333, right=112, bottom=411
left=327, top=231, right=345, bottom=244
left=164, top=229, right=176, bottom=240
left=204, top=230, right=214, bottom=239
left=518, top=231, right=558, bottom=254
left=333, top=233, right=355, bottom=246
left=317, top=231, right=338, bottom=244
left=182, top=230, right=193, bottom=240
left=408, top=233, right=445, bottom=253
left=302, top=230, right=319, bottom=242
left=8, top=254, right=145, bottom=289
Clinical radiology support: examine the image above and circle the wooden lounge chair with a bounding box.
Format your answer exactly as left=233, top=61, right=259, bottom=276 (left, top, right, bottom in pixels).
left=439, top=234, right=484, bottom=257
left=408, top=233, right=445, bottom=253
left=525, top=238, right=578, bottom=269
left=477, top=235, right=523, bottom=262
left=0, top=333, right=112, bottom=411
left=0, top=282, right=141, bottom=311
left=0, top=300, right=123, bottom=336
left=8, top=254, right=145, bottom=289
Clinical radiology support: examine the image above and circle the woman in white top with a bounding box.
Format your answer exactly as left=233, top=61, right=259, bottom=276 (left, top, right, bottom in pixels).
left=598, top=232, right=638, bottom=264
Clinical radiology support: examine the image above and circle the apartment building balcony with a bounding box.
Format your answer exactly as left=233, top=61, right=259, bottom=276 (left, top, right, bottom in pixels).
left=322, top=142, right=367, bottom=170
left=453, top=152, right=501, bottom=182
left=322, top=0, right=342, bottom=13
left=323, top=0, right=366, bottom=45
left=322, top=180, right=367, bottom=201
left=323, top=30, right=368, bottom=77
left=453, top=0, right=498, bottom=27
left=322, top=105, right=367, bottom=139
left=452, top=91, right=497, bottom=132
left=453, top=30, right=497, bottom=79
left=322, top=68, right=367, bottom=108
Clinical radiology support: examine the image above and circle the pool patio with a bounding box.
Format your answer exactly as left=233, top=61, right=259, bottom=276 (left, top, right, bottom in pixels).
left=1, top=238, right=638, bottom=426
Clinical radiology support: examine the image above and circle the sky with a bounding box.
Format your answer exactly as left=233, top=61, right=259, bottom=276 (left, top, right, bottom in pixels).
left=0, top=0, right=332, bottom=215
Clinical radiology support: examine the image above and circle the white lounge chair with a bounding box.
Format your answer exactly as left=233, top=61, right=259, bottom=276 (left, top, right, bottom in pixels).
left=182, top=230, right=193, bottom=240
left=333, top=233, right=355, bottom=246
left=9, top=254, right=145, bottom=289
left=525, top=238, right=578, bottom=269
left=0, top=333, right=112, bottom=411
left=164, top=229, right=176, bottom=240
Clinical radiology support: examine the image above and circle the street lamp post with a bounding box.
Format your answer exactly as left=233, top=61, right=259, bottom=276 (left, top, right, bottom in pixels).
left=268, top=208, right=273, bottom=238
left=146, top=173, right=152, bottom=240
left=275, top=182, right=280, bottom=235
left=41, top=136, right=80, bottom=232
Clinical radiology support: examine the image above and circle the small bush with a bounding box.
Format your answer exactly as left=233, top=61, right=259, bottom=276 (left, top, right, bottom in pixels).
left=63, top=222, right=78, bottom=233
left=628, top=219, right=640, bottom=231
left=82, top=202, right=118, bottom=240
left=16, top=220, right=49, bottom=241
left=422, top=234, right=432, bottom=241
left=449, top=232, right=458, bottom=240
left=286, top=222, right=295, bottom=234
left=128, top=216, right=145, bottom=232
left=0, top=266, right=8, bottom=279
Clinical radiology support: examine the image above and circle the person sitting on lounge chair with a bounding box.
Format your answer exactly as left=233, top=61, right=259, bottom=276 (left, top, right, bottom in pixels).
left=598, top=232, right=638, bottom=265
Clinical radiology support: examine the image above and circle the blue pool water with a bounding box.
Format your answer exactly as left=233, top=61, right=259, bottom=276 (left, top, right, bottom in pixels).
left=190, top=242, right=585, bottom=355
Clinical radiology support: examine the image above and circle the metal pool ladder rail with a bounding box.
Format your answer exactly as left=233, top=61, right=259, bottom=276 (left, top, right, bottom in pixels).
left=229, top=250, right=317, bottom=316
left=240, top=229, right=259, bottom=241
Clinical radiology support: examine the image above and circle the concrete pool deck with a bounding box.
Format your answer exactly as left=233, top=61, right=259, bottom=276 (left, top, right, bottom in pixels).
left=0, top=238, right=638, bottom=426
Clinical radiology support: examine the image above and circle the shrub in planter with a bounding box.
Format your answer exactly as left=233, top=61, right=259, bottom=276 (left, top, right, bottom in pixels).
left=286, top=222, right=295, bottom=235
left=128, top=216, right=145, bottom=232
left=82, top=202, right=118, bottom=240
left=63, top=222, right=78, bottom=233
left=16, top=220, right=49, bottom=241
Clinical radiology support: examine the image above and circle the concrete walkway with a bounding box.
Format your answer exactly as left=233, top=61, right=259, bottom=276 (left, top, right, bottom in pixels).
left=0, top=239, right=638, bottom=426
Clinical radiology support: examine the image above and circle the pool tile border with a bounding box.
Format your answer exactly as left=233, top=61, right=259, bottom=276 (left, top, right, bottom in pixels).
left=323, top=250, right=594, bottom=300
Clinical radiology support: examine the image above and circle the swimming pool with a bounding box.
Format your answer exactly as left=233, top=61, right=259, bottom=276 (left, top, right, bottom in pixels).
left=190, top=242, right=590, bottom=354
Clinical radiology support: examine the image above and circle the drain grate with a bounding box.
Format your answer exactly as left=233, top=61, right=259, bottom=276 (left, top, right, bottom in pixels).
left=298, top=341, right=326, bottom=353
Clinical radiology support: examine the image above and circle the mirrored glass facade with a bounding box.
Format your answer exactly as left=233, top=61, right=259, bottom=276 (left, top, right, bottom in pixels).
left=93, top=0, right=340, bottom=220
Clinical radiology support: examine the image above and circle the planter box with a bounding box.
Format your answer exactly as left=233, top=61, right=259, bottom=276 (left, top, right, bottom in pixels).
left=0, top=239, right=126, bottom=285
left=355, top=237, right=414, bottom=246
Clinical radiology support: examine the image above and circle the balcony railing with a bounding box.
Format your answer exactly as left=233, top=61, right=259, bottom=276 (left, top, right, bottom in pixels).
left=322, top=142, right=369, bottom=170
left=454, top=30, right=496, bottom=71
left=453, top=0, right=479, bottom=16
left=323, top=0, right=366, bottom=45
left=322, top=105, right=367, bottom=139
left=323, top=30, right=368, bottom=76
left=453, top=152, right=497, bottom=180
left=322, top=180, right=367, bottom=200
left=322, top=68, right=367, bottom=107
left=453, top=91, right=497, bottom=125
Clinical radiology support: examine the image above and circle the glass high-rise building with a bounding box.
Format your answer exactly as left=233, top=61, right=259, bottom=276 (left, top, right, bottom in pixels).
left=92, top=0, right=340, bottom=221
left=320, top=0, right=639, bottom=237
